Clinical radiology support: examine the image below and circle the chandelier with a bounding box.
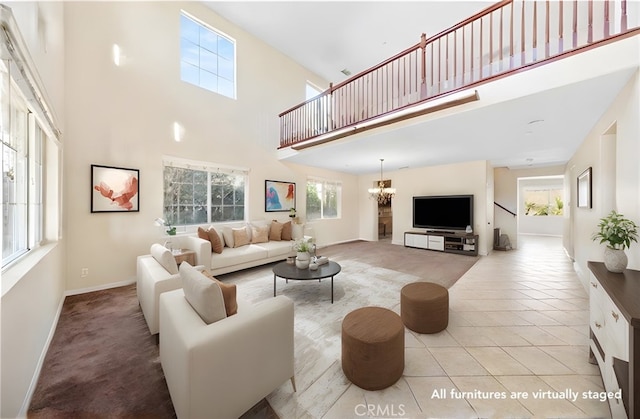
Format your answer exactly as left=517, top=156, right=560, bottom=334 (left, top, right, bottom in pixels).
left=368, top=159, right=396, bottom=205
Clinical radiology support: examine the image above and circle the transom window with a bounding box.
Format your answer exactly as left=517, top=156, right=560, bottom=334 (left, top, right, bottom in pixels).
left=163, top=157, right=247, bottom=226
left=306, top=177, right=342, bottom=220
left=180, top=11, right=236, bottom=99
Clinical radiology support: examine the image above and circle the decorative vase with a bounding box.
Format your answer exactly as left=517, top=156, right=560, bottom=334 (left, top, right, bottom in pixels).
left=296, top=251, right=310, bottom=269
left=604, top=247, right=628, bottom=273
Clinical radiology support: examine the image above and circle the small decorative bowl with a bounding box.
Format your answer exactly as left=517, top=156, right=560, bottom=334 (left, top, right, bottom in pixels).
left=286, top=256, right=296, bottom=265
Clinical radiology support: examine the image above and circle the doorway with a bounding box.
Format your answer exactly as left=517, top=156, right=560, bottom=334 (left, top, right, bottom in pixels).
left=377, top=179, right=393, bottom=241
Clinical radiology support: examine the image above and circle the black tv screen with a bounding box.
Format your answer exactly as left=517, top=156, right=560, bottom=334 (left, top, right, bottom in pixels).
left=413, top=195, right=474, bottom=231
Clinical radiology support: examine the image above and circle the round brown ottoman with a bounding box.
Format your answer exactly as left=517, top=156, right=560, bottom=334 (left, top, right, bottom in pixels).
left=401, top=282, right=449, bottom=333
left=341, top=306, right=404, bottom=390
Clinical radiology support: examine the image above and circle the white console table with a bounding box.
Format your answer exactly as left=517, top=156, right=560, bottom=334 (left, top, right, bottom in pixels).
left=588, top=261, right=640, bottom=419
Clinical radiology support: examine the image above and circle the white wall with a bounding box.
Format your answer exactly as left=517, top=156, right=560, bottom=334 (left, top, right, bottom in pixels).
left=1, top=2, right=66, bottom=418
left=566, top=70, right=640, bottom=289
left=62, top=2, right=356, bottom=292
left=358, top=160, right=491, bottom=256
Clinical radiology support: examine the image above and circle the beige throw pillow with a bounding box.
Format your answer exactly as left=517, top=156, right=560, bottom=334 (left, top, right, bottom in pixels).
left=197, top=226, right=224, bottom=254
left=251, top=225, right=269, bottom=243
left=222, top=227, right=234, bottom=248
left=269, top=221, right=284, bottom=241
left=232, top=226, right=250, bottom=248
left=180, top=262, right=227, bottom=325
left=281, top=221, right=293, bottom=241
left=207, top=227, right=224, bottom=254
left=197, top=226, right=209, bottom=242
left=201, top=270, right=238, bottom=316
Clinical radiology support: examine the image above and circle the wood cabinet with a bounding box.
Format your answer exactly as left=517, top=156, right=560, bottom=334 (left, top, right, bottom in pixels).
left=588, top=261, right=640, bottom=419
left=404, top=231, right=478, bottom=256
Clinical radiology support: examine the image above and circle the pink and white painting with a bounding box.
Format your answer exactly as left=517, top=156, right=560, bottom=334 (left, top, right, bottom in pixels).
left=91, top=165, right=139, bottom=212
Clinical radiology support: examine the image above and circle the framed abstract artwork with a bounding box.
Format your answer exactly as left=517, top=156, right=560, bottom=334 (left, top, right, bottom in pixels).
left=265, top=180, right=295, bottom=212
left=91, top=164, right=140, bottom=212
left=577, top=167, right=592, bottom=209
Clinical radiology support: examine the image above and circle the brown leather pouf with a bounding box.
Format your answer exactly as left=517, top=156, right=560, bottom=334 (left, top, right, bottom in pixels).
left=401, top=282, right=449, bottom=333
left=341, top=307, right=404, bottom=390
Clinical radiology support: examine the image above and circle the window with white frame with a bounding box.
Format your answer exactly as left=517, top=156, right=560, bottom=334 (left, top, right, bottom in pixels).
left=1, top=61, right=47, bottom=267
left=523, top=187, right=564, bottom=216
left=163, top=158, right=247, bottom=225
left=180, top=11, right=236, bottom=99
left=306, top=177, right=342, bottom=220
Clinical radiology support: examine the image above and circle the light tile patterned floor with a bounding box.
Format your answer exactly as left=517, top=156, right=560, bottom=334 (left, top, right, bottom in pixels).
left=322, top=235, right=610, bottom=418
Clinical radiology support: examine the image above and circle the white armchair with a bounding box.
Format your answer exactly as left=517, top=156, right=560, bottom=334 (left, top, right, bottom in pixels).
left=136, top=243, right=204, bottom=335
left=159, top=288, right=295, bottom=419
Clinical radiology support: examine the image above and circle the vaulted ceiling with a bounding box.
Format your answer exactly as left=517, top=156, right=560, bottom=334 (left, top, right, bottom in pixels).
left=205, top=1, right=639, bottom=174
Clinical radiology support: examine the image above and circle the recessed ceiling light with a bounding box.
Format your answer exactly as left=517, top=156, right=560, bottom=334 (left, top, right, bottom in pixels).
left=341, top=68, right=351, bottom=76
left=527, top=119, right=544, bottom=125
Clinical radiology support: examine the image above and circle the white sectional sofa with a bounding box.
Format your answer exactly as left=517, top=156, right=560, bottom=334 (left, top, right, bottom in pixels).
left=175, top=220, right=304, bottom=276
left=136, top=219, right=304, bottom=335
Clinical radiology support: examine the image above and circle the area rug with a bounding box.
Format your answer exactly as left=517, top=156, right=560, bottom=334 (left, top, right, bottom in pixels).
left=221, top=243, right=478, bottom=419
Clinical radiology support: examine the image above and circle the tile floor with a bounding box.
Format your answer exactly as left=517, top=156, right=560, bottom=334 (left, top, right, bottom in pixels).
left=321, top=235, right=610, bottom=418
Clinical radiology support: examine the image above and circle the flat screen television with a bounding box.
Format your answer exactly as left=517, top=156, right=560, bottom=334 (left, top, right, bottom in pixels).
left=413, top=195, right=474, bottom=231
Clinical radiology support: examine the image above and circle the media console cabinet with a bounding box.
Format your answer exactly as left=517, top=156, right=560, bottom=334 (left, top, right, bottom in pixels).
left=404, top=231, right=478, bottom=256
left=588, top=261, right=640, bottom=419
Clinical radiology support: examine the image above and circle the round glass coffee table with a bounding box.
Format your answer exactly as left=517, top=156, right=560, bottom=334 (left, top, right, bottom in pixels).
left=273, top=261, right=341, bottom=303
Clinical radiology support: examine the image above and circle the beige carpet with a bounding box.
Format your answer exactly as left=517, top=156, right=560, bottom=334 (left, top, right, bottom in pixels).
left=219, top=240, right=478, bottom=418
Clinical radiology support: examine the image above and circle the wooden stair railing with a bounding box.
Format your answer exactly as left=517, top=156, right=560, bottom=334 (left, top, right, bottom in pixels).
left=279, top=0, right=638, bottom=149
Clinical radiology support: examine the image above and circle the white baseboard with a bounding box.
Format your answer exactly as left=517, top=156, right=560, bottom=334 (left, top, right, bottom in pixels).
left=65, top=278, right=136, bottom=296
left=19, top=293, right=65, bottom=418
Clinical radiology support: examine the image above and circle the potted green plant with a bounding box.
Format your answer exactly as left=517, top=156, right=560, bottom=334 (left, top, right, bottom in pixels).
left=592, top=210, right=638, bottom=272
left=293, top=239, right=311, bottom=269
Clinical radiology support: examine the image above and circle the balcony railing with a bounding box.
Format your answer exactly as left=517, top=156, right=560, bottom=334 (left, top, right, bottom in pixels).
left=279, top=0, right=638, bottom=149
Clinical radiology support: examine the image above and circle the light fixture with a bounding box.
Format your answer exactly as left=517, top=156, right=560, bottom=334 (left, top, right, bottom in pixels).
left=173, top=121, right=184, bottom=142
left=112, top=44, right=122, bottom=66
left=368, top=159, right=396, bottom=205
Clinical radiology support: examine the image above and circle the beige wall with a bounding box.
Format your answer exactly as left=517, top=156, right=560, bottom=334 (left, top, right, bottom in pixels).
left=62, top=2, right=344, bottom=292
left=1, top=2, right=66, bottom=418
left=565, top=70, right=640, bottom=289
left=358, top=160, right=491, bottom=256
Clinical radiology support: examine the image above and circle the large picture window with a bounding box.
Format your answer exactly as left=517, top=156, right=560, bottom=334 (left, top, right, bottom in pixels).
left=180, top=11, right=236, bottom=99
left=163, top=158, right=247, bottom=225
left=306, top=177, right=341, bottom=220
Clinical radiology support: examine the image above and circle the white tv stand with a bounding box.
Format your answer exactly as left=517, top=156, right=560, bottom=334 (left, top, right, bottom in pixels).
left=404, top=231, right=478, bottom=256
